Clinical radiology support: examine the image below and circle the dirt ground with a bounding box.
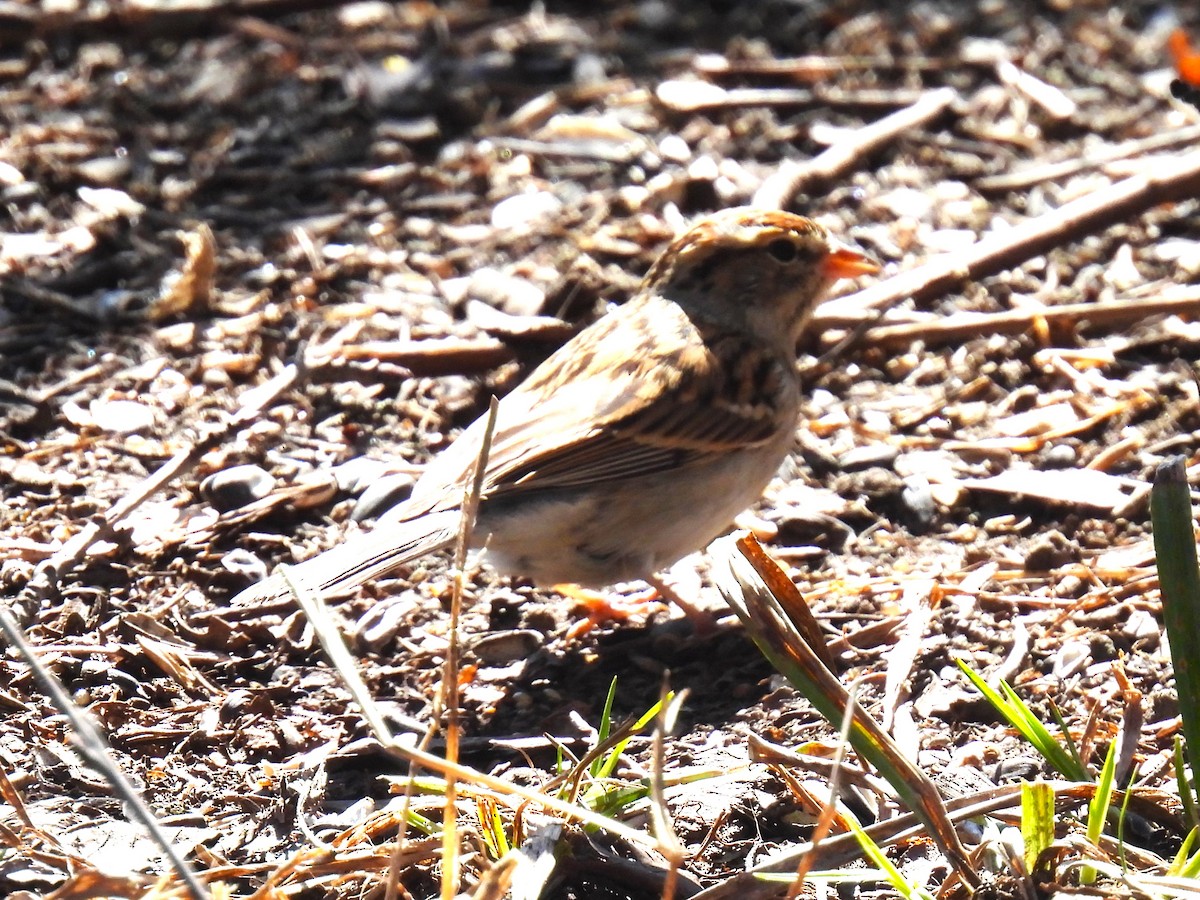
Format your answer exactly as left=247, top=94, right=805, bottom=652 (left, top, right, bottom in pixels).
left=2, top=0, right=1200, bottom=897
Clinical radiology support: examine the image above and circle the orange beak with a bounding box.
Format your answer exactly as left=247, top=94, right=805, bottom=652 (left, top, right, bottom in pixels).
left=821, top=246, right=881, bottom=281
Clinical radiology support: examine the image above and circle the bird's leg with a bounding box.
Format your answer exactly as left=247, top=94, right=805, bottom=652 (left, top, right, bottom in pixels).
left=554, top=575, right=718, bottom=639
left=555, top=583, right=665, bottom=639
left=644, top=573, right=718, bottom=636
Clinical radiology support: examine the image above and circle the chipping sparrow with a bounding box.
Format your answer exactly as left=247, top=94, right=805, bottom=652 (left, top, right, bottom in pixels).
left=230, top=208, right=878, bottom=622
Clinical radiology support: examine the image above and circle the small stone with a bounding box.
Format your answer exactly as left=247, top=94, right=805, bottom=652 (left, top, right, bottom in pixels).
left=1041, top=444, right=1077, bottom=469
left=491, top=191, right=562, bottom=230
left=64, top=398, right=156, bottom=434
left=1023, top=530, right=1078, bottom=571
left=658, top=134, right=690, bottom=162
left=201, top=464, right=276, bottom=511
left=333, top=457, right=394, bottom=494
left=221, top=549, right=270, bottom=582
left=470, top=630, right=542, bottom=665
left=838, top=444, right=899, bottom=472
left=467, top=267, right=547, bottom=317
left=76, top=156, right=132, bottom=185
left=901, top=476, right=937, bottom=529
left=352, top=473, right=417, bottom=521
left=356, top=597, right=412, bottom=650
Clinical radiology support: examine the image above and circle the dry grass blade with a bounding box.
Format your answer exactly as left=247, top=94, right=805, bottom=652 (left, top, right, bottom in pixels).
left=648, top=682, right=688, bottom=900
left=709, top=533, right=976, bottom=886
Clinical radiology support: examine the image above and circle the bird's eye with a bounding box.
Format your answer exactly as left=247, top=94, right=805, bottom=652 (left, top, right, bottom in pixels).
left=766, top=238, right=797, bottom=262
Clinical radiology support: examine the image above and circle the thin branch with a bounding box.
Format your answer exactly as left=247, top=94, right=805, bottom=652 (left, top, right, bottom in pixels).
left=754, top=87, right=958, bottom=209
left=974, top=124, right=1200, bottom=194
left=842, top=287, right=1200, bottom=349
left=0, top=610, right=211, bottom=899
left=816, top=150, right=1200, bottom=327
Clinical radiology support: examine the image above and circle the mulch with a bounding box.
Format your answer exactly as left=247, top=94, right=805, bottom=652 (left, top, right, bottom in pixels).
left=1, top=1, right=1199, bottom=897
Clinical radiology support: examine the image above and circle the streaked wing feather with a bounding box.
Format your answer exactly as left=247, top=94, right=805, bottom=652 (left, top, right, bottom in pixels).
left=404, top=294, right=792, bottom=507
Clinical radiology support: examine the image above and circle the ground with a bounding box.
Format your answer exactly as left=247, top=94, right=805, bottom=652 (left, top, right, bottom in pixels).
left=1, top=0, right=1200, bottom=898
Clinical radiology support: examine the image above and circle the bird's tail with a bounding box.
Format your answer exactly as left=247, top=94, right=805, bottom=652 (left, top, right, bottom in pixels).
left=227, top=509, right=462, bottom=607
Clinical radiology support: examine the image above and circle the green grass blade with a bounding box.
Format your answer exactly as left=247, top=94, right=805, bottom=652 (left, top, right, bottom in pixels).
left=590, top=677, right=620, bottom=778
left=1172, top=827, right=1200, bottom=877
left=591, top=692, right=669, bottom=781
left=956, top=660, right=1087, bottom=781
left=1082, top=740, right=1119, bottom=885
left=1177, top=738, right=1199, bottom=830
left=1152, top=458, right=1200, bottom=812
left=845, top=814, right=937, bottom=900
left=1087, top=740, right=1118, bottom=845
left=1047, top=697, right=1086, bottom=777
left=1116, top=763, right=1138, bottom=873
left=1021, top=781, right=1055, bottom=873
left=711, top=535, right=976, bottom=884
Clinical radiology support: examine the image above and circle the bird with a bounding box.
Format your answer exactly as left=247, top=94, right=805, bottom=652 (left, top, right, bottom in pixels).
left=229, top=207, right=879, bottom=628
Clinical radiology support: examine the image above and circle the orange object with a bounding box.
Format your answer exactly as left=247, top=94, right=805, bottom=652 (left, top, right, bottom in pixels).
left=1169, top=28, right=1200, bottom=87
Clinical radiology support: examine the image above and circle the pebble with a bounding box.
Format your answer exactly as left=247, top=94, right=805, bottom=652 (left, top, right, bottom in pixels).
left=491, top=191, right=562, bottom=230
left=838, top=444, right=899, bottom=472
left=355, top=598, right=411, bottom=650
left=332, top=456, right=394, bottom=494
left=220, top=549, right=270, bottom=582
left=201, top=464, right=276, bottom=511
left=1041, top=444, right=1077, bottom=469
left=470, top=630, right=542, bottom=666
left=352, top=472, right=417, bottom=521
left=901, top=476, right=937, bottom=529
left=76, top=156, right=132, bottom=185
left=64, top=398, right=156, bottom=434
left=467, top=267, right=547, bottom=317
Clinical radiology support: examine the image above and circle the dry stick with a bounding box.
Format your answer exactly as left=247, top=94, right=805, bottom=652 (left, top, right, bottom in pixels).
left=815, top=150, right=1200, bottom=332
left=974, top=123, right=1200, bottom=193
left=692, top=54, right=966, bottom=79
left=0, top=362, right=301, bottom=900
left=442, top=396, right=498, bottom=900
left=753, top=87, right=958, bottom=210
left=648, top=683, right=687, bottom=900
left=996, top=58, right=1076, bottom=122
left=655, top=82, right=927, bottom=114
left=848, top=288, right=1200, bottom=349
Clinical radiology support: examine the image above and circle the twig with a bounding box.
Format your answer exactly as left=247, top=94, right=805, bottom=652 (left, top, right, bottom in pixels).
left=816, top=150, right=1200, bottom=328
left=839, top=288, right=1200, bottom=349
left=996, top=58, right=1076, bottom=122
left=318, top=338, right=515, bottom=377
left=441, top=396, right=499, bottom=900
left=754, top=87, right=958, bottom=209
left=692, top=53, right=967, bottom=79
left=974, top=124, right=1200, bottom=193
left=655, top=81, right=927, bottom=114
